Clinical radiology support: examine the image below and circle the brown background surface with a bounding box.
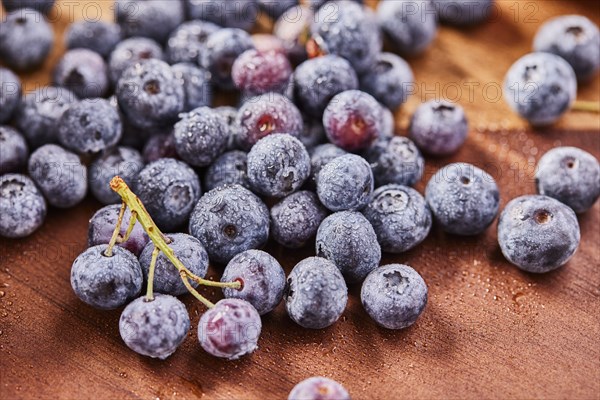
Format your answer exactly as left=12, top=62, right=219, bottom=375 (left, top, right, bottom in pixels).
left=1, top=1, right=600, bottom=399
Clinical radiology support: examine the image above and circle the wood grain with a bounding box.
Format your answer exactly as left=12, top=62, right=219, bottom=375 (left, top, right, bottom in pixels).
left=1, top=1, right=599, bottom=399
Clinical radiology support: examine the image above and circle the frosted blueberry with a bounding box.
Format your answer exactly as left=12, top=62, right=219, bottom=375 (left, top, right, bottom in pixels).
left=115, top=0, right=184, bottom=44
left=171, top=63, right=213, bottom=112
left=0, top=126, right=29, bottom=174
left=89, top=147, right=144, bottom=205
left=307, top=143, right=347, bottom=189
left=271, top=191, right=328, bottom=248
left=142, top=132, right=178, bottom=163
left=202, top=28, right=255, bottom=90
left=498, top=195, right=580, bottom=273
left=317, top=154, right=374, bottom=212
left=53, top=49, right=109, bottom=99
left=409, top=100, right=468, bottom=156
left=65, top=20, right=122, bottom=58
left=0, top=174, right=46, bottom=238
left=288, top=377, right=350, bottom=400
left=0, top=8, right=53, bottom=70
left=0, top=67, right=21, bottom=124
left=232, top=49, right=293, bottom=96
left=360, top=53, right=414, bottom=110
left=173, top=107, right=228, bottom=167
left=361, top=264, right=428, bottom=329
left=204, top=150, right=251, bottom=191
left=166, top=20, right=219, bottom=65
left=108, top=37, right=164, bottom=84
left=88, top=204, right=149, bottom=257
left=364, top=136, right=424, bottom=187
left=377, top=0, right=437, bottom=55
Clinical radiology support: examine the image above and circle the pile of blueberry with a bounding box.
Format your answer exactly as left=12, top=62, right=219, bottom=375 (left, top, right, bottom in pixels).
left=1, top=0, right=600, bottom=398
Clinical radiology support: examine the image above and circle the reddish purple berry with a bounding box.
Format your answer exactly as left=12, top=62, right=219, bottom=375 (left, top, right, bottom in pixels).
left=232, top=49, right=292, bottom=96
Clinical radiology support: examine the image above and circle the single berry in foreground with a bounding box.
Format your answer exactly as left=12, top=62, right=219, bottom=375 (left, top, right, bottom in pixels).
left=285, top=257, right=348, bottom=329
left=271, top=191, right=328, bottom=249
left=288, top=377, right=350, bottom=400
left=198, top=298, right=262, bottom=360
left=119, top=294, right=190, bottom=359
left=361, top=264, right=428, bottom=329
left=70, top=245, right=143, bottom=310
left=409, top=100, right=468, bottom=156
left=174, top=107, right=228, bottom=167
left=498, top=195, right=580, bottom=273
left=535, top=146, right=600, bottom=214
left=0, top=174, right=46, bottom=238
left=317, top=154, right=374, bottom=212
left=221, top=250, right=286, bottom=315
left=88, top=204, right=149, bottom=257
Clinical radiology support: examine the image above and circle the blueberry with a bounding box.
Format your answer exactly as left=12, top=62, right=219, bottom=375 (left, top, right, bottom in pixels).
left=108, top=37, right=164, bottom=84
left=498, top=195, right=580, bottom=273
left=232, top=49, right=293, bottom=96
left=116, top=59, right=185, bottom=130
left=186, top=0, right=259, bottom=31
left=89, top=146, right=144, bottom=205
left=166, top=20, right=220, bottom=65
left=535, top=146, right=600, bottom=213
left=288, top=377, right=350, bottom=400
left=198, top=298, right=262, bottom=360
left=120, top=294, right=190, bottom=359
left=236, top=93, right=303, bottom=150
left=0, top=8, right=53, bottom=70
left=142, top=132, right=178, bottom=163
left=316, top=211, right=381, bottom=283
left=307, top=143, right=347, bottom=189
left=171, top=63, right=212, bottom=112
left=204, top=150, right=251, bottom=191
left=425, top=162, right=499, bottom=235
left=434, top=0, right=494, bottom=25
left=0, top=174, right=46, bottom=238
left=310, top=1, right=381, bottom=74
left=189, top=184, right=270, bottom=264
left=273, top=5, right=313, bottom=65
left=53, top=48, right=109, bottom=99
left=71, top=244, right=143, bottom=310
left=139, top=233, right=209, bottom=296
left=57, top=98, right=122, bottom=155
left=377, top=0, right=437, bottom=56
left=323, top=90, right=383, bottom=152
left=0, top=67, right=21, bottom=124
left=133, top=158, right=201, bottom=232
left=360, top=53, right=414, bottom=110
left=65, top=20, right=122, bottom=58
left=28, top=144, right=88, bottom=208
left=285, top=257, right=348, bottom=329
left=88, top=204, right=149, bottom=257
left=258, top=0, right=297, bottom=20
left=221, top=249, right=286, bottom=315
left=115, top=0, right=184, bottom=44
left=202, top=28, right=255, bottom=90
left=293, top=55, right=359, bottom=119
left=215, top=106, right=241, bottom=150
left=364, top=136, right=424, bottom=187
left=409, top=100, right=468, bottom=156
left=504, top=52, right=577, bottom=126
left=247, top=133, right=311, bottom=198
left=317, top=154, right=374, bottom=212
left=0, top=126, right=29, bottom=174
left=15, top=86, right=78, bottom=148
left=1, top=0, right=55, bottom=14
left=361, top=264, right=428, bottom=329
left=362, top=185, right=432, bottom=253
left=173, top=107, right=228, bottom=167
left=271, top=191, right=328, bottom=249
left=533, top=15, right=600, bottom=82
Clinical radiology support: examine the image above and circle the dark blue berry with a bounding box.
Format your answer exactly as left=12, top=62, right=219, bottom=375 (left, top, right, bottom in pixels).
left=362, top=184, right=431, bottom=253
left=360, top=52, right=414, bottom=110
left=285, top=257, right=348, bottom=329
left=1, top=0, right=55, bottom=14
left=57, top=98, right=122, bottom=155
left=53, top=48, right=109, bottom=99
left=409, top=100, right=468, bottom=156
left=307, top=143, right=347, bottom=189
left=361, top=264, right=428, bottom=329
left=166, top=20, right=219, bottom=65
left=173, top=107, right=228, bottom=167
left=0, top=174, right=46, bottom=238
left=0, top=67, right=21, bottom=124
left=364, top=136, right=424, bottom=187
left=108, top=37, right=164, bottom=84
left=533, top=15, right=599, bottom=82
left=288, top=377, right=350, bottom=400
left=271, top=190, right=328, bottom=248
left=0, top=8, right=53, bottom=70
left=28, top=144, right=88, bottom=208
left=498, top=195, right=580, bottom=273
left=71, top=244, right=143, bottom=310
left=202, top=28, right=254, bottom=90
left=89, top=146, right=144, bottom=205
left=189, top=184, right=270, bottom=264
left=293, top=55, right=359, bottom=119
left=221, top=249, right=286, bottom=315
left=139, top=233, right=209, bottom=296
left=204, top=150, right=250, bottom=191
left=310, top=1, right=381, bottom=74
left=88, top=204, right=149, bottom=257
left=232, top=49, right=292, bottom=96
left=504, top=52, right=577, bottom=126
left=434, top=0, right=494, bottom=26
left=115, top=0, right=184, bottom=44
left=65, top=20, right=122, bottom=58
left=425, top=162, right=499, bottom=235
left=535, top=146, right=600, bottom=213
left=142, top=132, right=178, bottom=163
left=120, top=294, right=190, bottom=359
left=317, top=154, right=374, bottom=212
left=171, top=63, right=213, bottom=112
left=316, top=211, right=381, bottom=283
left=0, top=126, right=28, bottom=174
left=186, top=0, right=259, bottom=31
left=247, top=133, right=311, bottom=198
left=214, top=106, right=241, bottom=151
left=116, top=59, right=185, bottom=130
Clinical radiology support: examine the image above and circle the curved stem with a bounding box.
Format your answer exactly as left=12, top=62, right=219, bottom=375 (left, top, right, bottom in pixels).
left=180, top=271, right=215, bottom=308
left=145, top=247, right=160, bottom=301
left=104, top=202, right=126, bottom=257
left=572, top=100, right=600, bottom=113
left=187, top=275, right=242, bottom=290
left=117, top=211, right=137, bottom=244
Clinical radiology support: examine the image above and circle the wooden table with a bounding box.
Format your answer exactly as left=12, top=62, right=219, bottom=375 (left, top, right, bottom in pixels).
left=1, top=1, right=599, bottom=399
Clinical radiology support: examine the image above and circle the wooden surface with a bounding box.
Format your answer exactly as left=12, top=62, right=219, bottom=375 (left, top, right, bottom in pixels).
left=1, top=1, right=600, bottom=399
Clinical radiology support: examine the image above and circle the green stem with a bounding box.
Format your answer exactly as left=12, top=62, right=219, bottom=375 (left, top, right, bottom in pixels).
left=117, top=211, right=137, bottom=244
left=145, top=247, right=160, bottom=301
left=104, top=202, right=126, bottom=257
left=180, top=272, right=215, bottom=308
